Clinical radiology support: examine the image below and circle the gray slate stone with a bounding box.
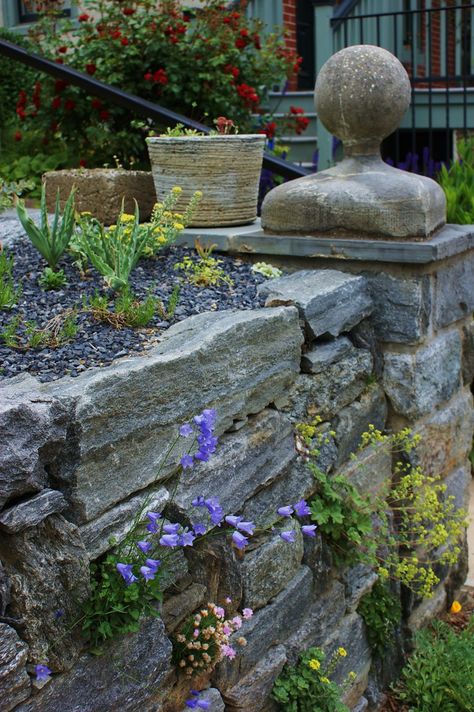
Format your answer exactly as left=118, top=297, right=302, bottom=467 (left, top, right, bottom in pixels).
left=180, top=688, right=225, bottom=712
left=0, top=515, right=90, bottom=672
left=258, top=270, right=372, bottom=339
left=411, top=390, right=474, bottom=478
left=364, top=271, right=431, bottom=344
left=79, top=485, right=169, bottom=559
left=434, top=251, right=474, bottom=328
left=285, top=580, right=346, bottom=663
left=0, top=377, right=68, bottom=511
left=383, top=331, right=462, bottom=419
left=174, top=410, right=296, bottom=522
left=407, top=584, right=447, bottom=633
left=0, top=560, right=11, bottom=615
left=343, top=564, right=378, bottom=613
left=0, top=490, right=66, bottom=533
left=337, top=443, right=392, bottom=496
left=284, top=348, right=374, bottom=421
left=186, top=537, right=243, bottom=613
left=214, top=566, right=313, bottom=690
left=43, top=307, right=302, bottom=523
left=162, top=583, right=207, bottom=634
left=443, top=465, right=471, bottom=512
left=351, top=697, right=369, bottom=712
left=301, top=336, right=353, bottom=373
left=334, top=386, right=388, bottom=467
left=241, top=525, right=304, bottom=610
left=15, top=617, right=173, bottom=712
left=223, top=645, right=287, bottom=712
left=0, top=623, right=31, bottom=712
left=462, top=319, right=474, bottom=385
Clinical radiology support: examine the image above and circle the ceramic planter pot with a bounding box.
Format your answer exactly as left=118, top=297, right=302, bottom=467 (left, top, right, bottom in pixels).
left=146, top=134, right=266, bottom=227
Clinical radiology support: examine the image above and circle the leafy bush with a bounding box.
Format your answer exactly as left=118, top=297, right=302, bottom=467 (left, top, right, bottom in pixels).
left=357, top=580, right=401, bottom=656
left=438, top=138, right=474, bottom=224
left=0, top=251, right=21, bottom=310
left=0, top=28, right=37, bottom=130
left=17, top=0, right=300, bottom=168
left=393, top=619, right=474, bottom=711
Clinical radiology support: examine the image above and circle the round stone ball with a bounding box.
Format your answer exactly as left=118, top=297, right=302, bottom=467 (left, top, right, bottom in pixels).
left=315, top=45, right=411, bottom=151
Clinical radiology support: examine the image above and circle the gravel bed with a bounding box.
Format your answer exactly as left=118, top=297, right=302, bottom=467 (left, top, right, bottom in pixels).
left=0, top=238, right=268, bottom=383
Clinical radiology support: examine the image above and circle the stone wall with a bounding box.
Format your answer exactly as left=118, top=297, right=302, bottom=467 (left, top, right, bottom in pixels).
left=0, top=260, right=472, bottom=712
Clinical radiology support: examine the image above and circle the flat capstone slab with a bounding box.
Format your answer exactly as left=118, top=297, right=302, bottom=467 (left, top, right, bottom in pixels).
left=175, top=221, right=474, bottom=265
left=257, top=269, right=372, bottom=339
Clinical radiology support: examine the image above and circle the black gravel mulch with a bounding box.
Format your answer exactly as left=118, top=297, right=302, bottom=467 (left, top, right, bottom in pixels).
left=0, top=238, right=268, bottom=383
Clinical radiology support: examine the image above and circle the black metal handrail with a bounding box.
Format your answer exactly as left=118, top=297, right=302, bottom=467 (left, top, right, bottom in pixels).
left=0, top=38, right=309, bottom=180
left=331, top=2, right=474, bottom=23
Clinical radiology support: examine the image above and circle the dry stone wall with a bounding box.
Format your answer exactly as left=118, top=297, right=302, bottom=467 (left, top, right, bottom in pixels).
left=0, top=261, right=471, bottom=712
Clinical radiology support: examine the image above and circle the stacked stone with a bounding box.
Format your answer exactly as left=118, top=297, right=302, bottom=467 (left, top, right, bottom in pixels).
left=0, top=277, right=391, bottom=711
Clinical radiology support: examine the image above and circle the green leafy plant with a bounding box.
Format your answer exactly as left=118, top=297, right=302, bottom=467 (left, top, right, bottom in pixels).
left=16, top=184, right=76, bottom=270
left=157, top=284, right=181, bottom=321
left=272, top=646, right=355, bottom=712
left=0, top=178, right=36, bottom=213
left=84, top=287, right=158, bottom=329
left=1, top=310, right=77, bottom=350
left=0, top=251, right=21, bottom=310
left=251, top=261, right=283, bottom=279
left=393, top=619, right=474, bottom=711
left=438, top=138, right=474, bottom=224
left=39, top=266, right=68, bottom=291
left=174, top=240, right=233, bottom=288
left=357, top=579, right=401, bottom=656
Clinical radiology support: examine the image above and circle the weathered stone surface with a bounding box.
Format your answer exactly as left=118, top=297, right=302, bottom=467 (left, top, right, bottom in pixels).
left=324, top=613, right=372, bottom=708
left=43, top=169, right=156, bottom=224
left=15, top=617, right=173, bottom=712
left=174, top=410, right=296, bottom=521
left=79, top=486, right=169, bottom=559
left=462, top=319, right=474, bottom=385
left=0, top=516, right=90, bottom=672
left=0, top=560, right=11, bottom=614
left=0, top=623, right=30, bottom=711
left=0, top=377, right=68, bottom=510
left=337, top=443, right=392, bottom=496
left=241, top=525, right=304, bottom=610
left=283, top=349, right=373, bottom=421
left=186, top=538, right=243, bottom=612
left=302, top=534, right=335, bottom=595
left=407, top=584, right=447, bottom=632
left=180, top=688, right=225, bottom=712
left=350, top=320, right=384, bottom=379
left=214, top=566, right=313, bottom=690
left=443, top=465, right=471, bottom=512
left=223, top=645, right=287, bottom=712
left=241, top=459, right=318, bottom=528
left=301, top=336, right=354, bottom=373
left=383, top=331, right=462, bottom=419
left=364, top=271, right=431, bottom=344
left=258, top=270, right=372, bottom=339
left=0, top=490, right=66, bottom=533
left=351, top=696, right=369, bottom=712
left=434, top=251, right=474, bottom=328
left=343, top=565, right=378, bottom=613
left=162, top=583, right=207, bottom=634
left=285, top=580, right=346, bottom=663
left=44, top=307, right=302, bottom=523
left=334, top=386, right=388, bottom=467
left=411, top=391, right=474, bottom=478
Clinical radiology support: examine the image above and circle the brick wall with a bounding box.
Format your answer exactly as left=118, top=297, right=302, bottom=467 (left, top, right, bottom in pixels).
left=283, top=0, right=298, bottom=90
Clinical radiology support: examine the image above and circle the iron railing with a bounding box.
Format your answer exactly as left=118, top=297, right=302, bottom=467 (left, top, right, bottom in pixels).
left=0, top=38, right=309, bottom=181
left=332, top=3, right=474, bottom=170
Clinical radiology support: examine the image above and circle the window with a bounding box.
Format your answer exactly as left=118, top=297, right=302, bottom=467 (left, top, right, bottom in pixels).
left=1, top=1, right=75, bottom=31
left=18, top=1, right=71, bottom=23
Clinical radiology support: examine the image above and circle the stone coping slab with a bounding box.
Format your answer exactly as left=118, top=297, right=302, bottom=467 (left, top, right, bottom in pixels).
left=176, top=220, right=474, bottom=265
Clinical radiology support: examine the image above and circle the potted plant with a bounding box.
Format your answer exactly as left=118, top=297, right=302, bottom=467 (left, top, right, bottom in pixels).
left=146, top=118, right=266, bottom=227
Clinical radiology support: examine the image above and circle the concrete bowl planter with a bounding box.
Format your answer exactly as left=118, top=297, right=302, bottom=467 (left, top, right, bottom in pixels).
left=146, top=134, right=266, bottom=227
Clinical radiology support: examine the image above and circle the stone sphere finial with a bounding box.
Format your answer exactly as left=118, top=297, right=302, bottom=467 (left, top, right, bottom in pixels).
left=315, top=45, right=411, bottom=155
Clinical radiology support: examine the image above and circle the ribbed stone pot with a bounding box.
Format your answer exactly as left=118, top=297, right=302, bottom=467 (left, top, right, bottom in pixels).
left=146, top=135, right=265, bottom=227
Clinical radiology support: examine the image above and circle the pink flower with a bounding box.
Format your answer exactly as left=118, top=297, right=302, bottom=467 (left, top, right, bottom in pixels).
left=231, top=616, right=242, bottom=629
left=193, top=628, right=200, bottom=638
left=214, top=606, right=225, bottom=618
left=221, top=644, right=236, bottom=659
left=223, top=624, right=232, bottom=635
left=242, top=608, right=253, bottom=619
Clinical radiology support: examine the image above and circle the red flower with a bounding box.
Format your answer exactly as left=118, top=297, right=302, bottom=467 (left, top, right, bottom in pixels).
left=295, top=116, right=310, bottom=134
left=122, top=7, right=135, bottom=15
left=153, top=69, right=168, bottom=85
left=253, top=33, right=261, bottom=50
left=64, top=99, right=76, bottom=111
left=79, top=159, right=87, bottom=168
left=91, top=98, right=102, bottom=109
left=16, top=108, right=26, bottom=120
left=236, top=83, right=259, bottom=106
left=143, top=72, right=153, bottom=82
left=235, top=38, right=246, bottom=49
left=290, top=105, right=304, bottom=115
left=58, top=46, right=68, bottom=54
left=78, top=13, right=90, bottom=22
left=55, top=58, right=64, bottom=64
left=263, top=121, right=277, bottom=139
left=121, top=37, right=129, bottom=46
left=99, top=110, right=110, bottom=121
left=223, top=16, right=231, bottom=24
left=14, top=130, right=22, bottom=141
left=111, top=30, right=121, bottom=39
left=55, top=79, right=68, bottom=92
left=240, top=29, right=249, bottom=37
left=86, top=63, right=97, bottom=75
left=51, top=96, right=62, bottom=110
left=232, top=12, right=241, bottom=19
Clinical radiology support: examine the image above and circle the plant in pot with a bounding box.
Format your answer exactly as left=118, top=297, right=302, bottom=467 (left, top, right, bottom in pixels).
left=146, top=117, right=266, bottom=227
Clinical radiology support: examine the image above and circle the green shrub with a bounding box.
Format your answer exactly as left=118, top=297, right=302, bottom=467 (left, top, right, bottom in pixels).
left=438, top=138, right=474, bottom=224
left=357, top=580, right=401, bottom=656
left=393, top=619, right=474, bottom=711
left=0, top=28, right=36, bottom=131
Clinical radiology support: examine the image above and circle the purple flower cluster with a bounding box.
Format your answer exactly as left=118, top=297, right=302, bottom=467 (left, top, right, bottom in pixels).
left=180, top=409, right=218, bottom=469
left=185, top=690, right=210, bottom=709
left=276, top=499, right=317, bottom=543
left=35, top=664, right=52, bottom=682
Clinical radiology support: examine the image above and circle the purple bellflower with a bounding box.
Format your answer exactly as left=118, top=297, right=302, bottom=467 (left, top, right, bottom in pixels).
left=116, top=563, right=138, bottom=585
left=232, top=531, right=248, bottom=549
left=137, top=540, right=152, bottom=554
left=277, top=505, right=294, bottom=518
left=159, top=533, right=179, bottom=547
left=294, top=499, right=311, bottom=517
left=35, top=664, right=52, bottom=682
left=280, top=530, right=296, bottom=543
left=302, top=524, right=317, bottom=537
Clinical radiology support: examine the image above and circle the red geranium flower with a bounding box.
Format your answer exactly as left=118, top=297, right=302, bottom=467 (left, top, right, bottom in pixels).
left=51, top=96, right=62, bottom=110
left=14, top=130, right=22, bottom=141
left=290, top=105, right=304, bottom=115
left=144, top=72, right=153, bottom=82
left=235, top=38, right=246, bottom=49
left=64, top=99, right=76, bottom=111
left=55, top=79, right=68, bottom=93
left=86, top=63, right=97, bottom=75
left=153, top=69, right=168, bottom=85
left=122, top=7, right=135, bottom=15
left=91, top=98, right=102, bottom=109
left=79, top=159, right=87, bottom=167
left=99, top=110, right=110, bottom=121
left=58, top=46, right=68, bottom=54
left=78, top=13, right=90, bottom=22
left=121, top=38, right=129, bottom=46
left=111, top=30, right=121, bottom=39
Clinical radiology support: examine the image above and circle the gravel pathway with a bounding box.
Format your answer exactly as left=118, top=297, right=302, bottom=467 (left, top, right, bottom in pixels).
left=0, top=235, right=267, bottom=383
